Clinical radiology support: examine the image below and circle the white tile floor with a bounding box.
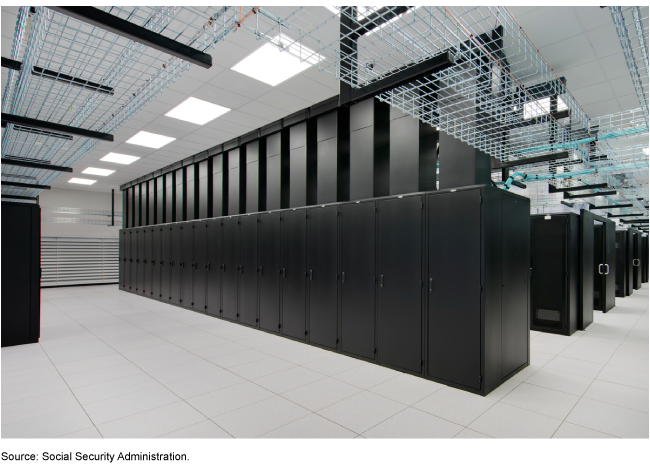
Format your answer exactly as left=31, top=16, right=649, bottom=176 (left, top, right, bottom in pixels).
left=1, top=284, right=648, bottom=438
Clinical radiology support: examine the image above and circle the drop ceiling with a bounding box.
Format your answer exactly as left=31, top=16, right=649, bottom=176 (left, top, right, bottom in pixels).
left=1, top=6, right=645, bottom=194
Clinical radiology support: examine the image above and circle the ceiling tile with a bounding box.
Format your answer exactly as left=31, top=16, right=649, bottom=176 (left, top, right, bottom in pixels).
left=515, top=7, right=582, bottom=48
left=586, top=23, right=623, bottom=59
left=616, top=94, right=644, bottom=112
left=538, top=34, right=596, bottom=70
left=192, top=83, right=252, bottom=109
left=256, top=89, right=312, bottom=113
left=608, top=75, right=637, bottom=98
left=581, top=97, right=621, bottom=118
left=208, top=69, right=273, bottom=99
left=237, top=100, right=293, bottom=122
left=559, top=60, right=607, bottom=90
left=571, top=82, right=615, bottom=106
left=220, top=110, right=272, bottom=129
left=276, top=75, right=338, bottom=103
left=572, top=6, right=613, bottom=31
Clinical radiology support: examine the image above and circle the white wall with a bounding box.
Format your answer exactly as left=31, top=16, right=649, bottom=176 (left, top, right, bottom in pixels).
left=39, top=187, right=123, bottom=238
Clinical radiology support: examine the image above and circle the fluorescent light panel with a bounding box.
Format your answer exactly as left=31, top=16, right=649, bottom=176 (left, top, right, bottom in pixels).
left=82, top=167, right=115, bottom=176
left=126, top=131, right=175, bottom=149
left=165, top=97, right=231, bottom=125
left=99, top=152, right=140, bottom=165
left=231, top=34, right=323, bottom=86
left=68, top=178, right=97, bottom=185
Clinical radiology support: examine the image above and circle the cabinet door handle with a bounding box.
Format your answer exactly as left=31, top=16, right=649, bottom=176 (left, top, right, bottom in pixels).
left=598, top=264, right=603, bottom=275
left=429, top=277, right=433, bottom=292
left=341, top=271, right=345, bottom=284
left=605, top=264, right=610, bottom=275
left=380, top=275, right=384, bottom=288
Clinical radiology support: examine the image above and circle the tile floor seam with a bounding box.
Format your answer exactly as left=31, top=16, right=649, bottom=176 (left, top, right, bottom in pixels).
left=31, top=341, right=105, bottom=439
left=92, top=397, right=186, bottom=430
left=154, top=418, right=233, bottom=439
left=251, top=411, right=315, bottom=438
left=579, top=385, right=650, bottom=414
left=406, top=402, right=474, bottom=431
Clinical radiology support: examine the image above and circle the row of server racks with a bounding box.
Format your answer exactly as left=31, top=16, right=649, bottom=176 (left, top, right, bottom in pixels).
left=531, top=211, right=647, bottom=336
left=120, top=184, right=531, bottom=396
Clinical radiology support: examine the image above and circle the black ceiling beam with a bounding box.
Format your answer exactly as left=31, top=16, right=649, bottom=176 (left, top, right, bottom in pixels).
left=2, top=194, right=38, bottom=201
left=621, top=219, right=649, bottom=224
left=1, top=158, right=73, bottom=173
left=32, top=66, right=114, bottom=95
left=608, top=213, right=642, bottom=218
left=2, top=113, right=113, bottom=141
left=561, top=201, right=575, bottom=208
left=354, top=6, right=413, bottom=38
left=590, top=203, right=633, bottom=210
left=342, top=51, right=454, bottom=106
left=1, top=181, right=51, bottom=190
left=491, top=151, right=570, bottom=169
left=564, top=190, right=617, bottom=199
left=549, top=182, right=609, bottom=193
left=1, top=57, right=22, bottom=70
left=50, top=7, right=212, bottom=69
left=511, top=180, right=527, bottom=189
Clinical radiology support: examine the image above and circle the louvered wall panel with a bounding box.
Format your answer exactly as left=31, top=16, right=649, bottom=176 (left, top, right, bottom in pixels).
left=41, top=236, right=119, bottom=287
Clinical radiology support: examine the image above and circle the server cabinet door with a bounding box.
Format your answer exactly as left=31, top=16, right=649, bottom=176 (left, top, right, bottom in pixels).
left=222, top=217, right=240, bottom=321
left=633, top=233, right=641, bottom=289
left=171, top=225, right=183, bottom=305
left=121, top=231, right=129, bottom=290
left=137, top=230, right=146, bottom=294
left=340, top=201, right=376, bottom=359
left=239, top=215, right=259, bottom=326
left=593, top=223, right=605, bottom=311
left=181, top=224, right=194, bottom=307
left=626, top=230, right=634, bottom=296
left=152, top=228, right=163, bottom=300
left=615, top=231, right=626, bottom=297
left=162, top=227, right=173, bottom=302
left=193, top=223, right=207, bottom=312
left=530, top=216, right=567, bottom=331
left=308, top=206, right=338, bottom=349
left=282, top=209, right=307, bottom=340
left=377, top=196, right=423, bottom=373
left=146, top=229, right=154, bottom=297
left=428, top=190, right=480, bottom=389
left=129, top=231, right=137, bottom=291
left=119, top=231, right=125, bottom=289
left=206, top=219, right=222, bottom=317
left=259, top=212, right=281, bottom=332
left=500, top=195, right=530, bottom=378
left=604, top=222, right=616, bottom=311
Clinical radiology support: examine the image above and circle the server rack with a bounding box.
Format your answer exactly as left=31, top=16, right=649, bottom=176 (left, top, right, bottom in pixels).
left=145, top=228, right=154, bottom=297
left=180, top=224, right=194, bottom=307
left=239, top=214, right=259, bottom=327
left=193, top=223, right=207, bottom=312
left=162, top=226, right=173, bottom=302
left=643, top=235, right=648, bottom=283
left=136, top=228, right=145, bottom=294
left=119, top=229, right=125, bottom=290
left=615, top=230, right=629, bottom=298
left=626, top=229, right=635, bottom=296
left=530, top=213, right=580, bottom=336
left=129, top=229, right=137, bottom=292
left=152, top=227, right=162, bottom=300
left=121, top=229, right=129, bottom=290
left=119, top=184, right=530, bottom=396
left=631, top=228, right=642, bottom=290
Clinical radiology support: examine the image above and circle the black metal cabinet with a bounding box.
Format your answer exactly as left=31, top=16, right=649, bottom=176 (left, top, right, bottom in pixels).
left=626, top=229, right=635, bottom=296
left=428, top=190, right=481, bottom=388
left=162, top=226, right=172, bottom=302
left=259, top=212, right=282, bottom=333
left=222, top=216, right=240, bottom=321
left=308, top=206, right=338, bottom=349
left=643, top=235, right=648, bottom=283
left=594, top=222, right=605, bottom=310
left=615, top=230, right=628, bottom=297
left=579, top=210, right=595, bottom=330
left=171, top=224, right=183, bottom=305
left=282, top=209, right=308, bottom=340
left=604, top=221, right=617, bottom=311
left=129, top=230, right=136, bottom=291
left=193, top=222, right=207, bottom=312
left=239, top=215, right=259, bottom=327
left=180, top=224, right=193, bottom=307
left=340, top=201, right=376, bottom=360
left=206, top=219, right=222, bottom=316
left=530, top=214, right=579, bottom=335
left=137, top=229, right=145, bottom=294
left=152, top=227, right=162, bottom=300
left=632, top=229, right=642, bottom=290
left=121, top=230, right=129, bottom=290
left=377, top=195, right=423, bottom=374
left=146, top=228, right=154, bottom=297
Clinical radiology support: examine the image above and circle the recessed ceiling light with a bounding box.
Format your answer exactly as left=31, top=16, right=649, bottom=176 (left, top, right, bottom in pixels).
left=126, top=131, right=175, bottom=149
left=231, top=34, right=323, bottom=86
left=82, top=167, right=115, bottom=176
left=68, top=178, right=97, bottom=185
left=99, top=152, right=140, bottom=165
left=165, top=97, right=231, bottom=125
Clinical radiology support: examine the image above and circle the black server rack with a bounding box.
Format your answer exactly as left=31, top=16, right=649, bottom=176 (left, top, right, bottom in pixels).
left=239, top=215, right=259, bottom=327
left=632, top=229, right=642, bottom=290
left=339, top=200, right=376, bottom=361
left=626, top=229, right=634, bottom=296
left=377, top=194, right=423, bottom=375
left=579, top=211, right=594, bottom=330
left=136, top=229, right=145, bottom=294
left=162, top=226, right=173, bottom=302
left=129, top=230, right=137, bottom=292
left=222, top=216, right=239, bottom=321
left=145, top=228, right=154, bottom=297
left=186, top=166, right=196, bottom=221
left=120, top=230, right=128, bottom=290
left=180, top=224, right=193, bottom=307
left=604, top=221, right=617, bottom=311
left=282, top=209, right=308, bottom=340
left=615, top=230, right=628, bottom=298
left=308, top=205, right=339, bottom=350
left=259, top=212, right=282, bottom=333
left=193, top=222, right=207, bottom=312
left=205, top=219, right=222, bottom=317
left=530, top=214, right=579, bottom=335
left=1, top=202, right=41, bottom=347
left=152, top=227, right=162, bottom=300
left=170, top=225, right=182, bottom=305
left=643, top=235, right=648, bottom=283
left=594, top=221, right=606, bottom=310
left=119, top=185, right=530, bottom=396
